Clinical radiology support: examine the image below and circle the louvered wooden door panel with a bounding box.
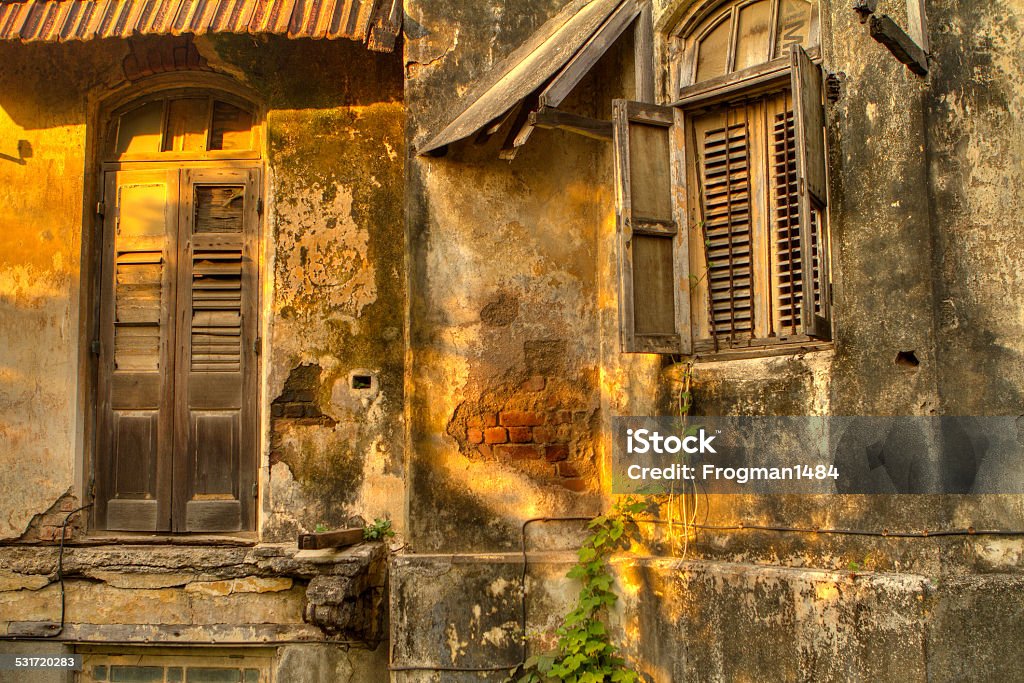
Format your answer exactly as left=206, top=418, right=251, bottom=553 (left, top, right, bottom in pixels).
left=173, top=169, right=259, bottom=533
left=97, top=170, right=179, bottom=531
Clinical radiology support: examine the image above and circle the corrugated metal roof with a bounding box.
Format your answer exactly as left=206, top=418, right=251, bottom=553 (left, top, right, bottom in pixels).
left=0, top=0, right=402, bottom=50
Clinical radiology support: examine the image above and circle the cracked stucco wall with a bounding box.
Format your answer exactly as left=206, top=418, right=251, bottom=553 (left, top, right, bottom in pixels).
left=396, top=0, right=1024, bottom=680
left=0, top=33, right=407, bottom=543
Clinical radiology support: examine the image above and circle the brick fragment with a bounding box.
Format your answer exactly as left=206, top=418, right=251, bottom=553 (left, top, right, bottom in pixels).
left=467, top=413, right=498, bottom=428
left=558, top=462, right=581, bottom=478
left=500, top=411, right=545, bottom=427
left=284, top=403, right=304, bottom=418
left=544, top=445, right=569, bottom=462
left=477, top=444, right=493, bottom=458
left=533, top=426, right=553, bottom=443
left=467, top=428, right=484, bottom=444
left=559, top=478, right=588, bottom=492
left=495, top=445, right=541, bottom=460
left=508, top=426, right=533, bottom=443
left=554, top=410, right=573, bottom=425
left=522, top=376, right=546, bottom=392
left=484, top=427, right=508, bottom=444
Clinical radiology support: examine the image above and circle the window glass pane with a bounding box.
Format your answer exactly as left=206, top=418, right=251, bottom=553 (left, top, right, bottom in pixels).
left=165, top=98, right=209, bottom=152
left=695, top=16, right=732, bottom=82
left=116, top=101, right=164, bottom=155
left=734, top=0, right=773, bottom=71
left=209, top=101, right=254, bottom=151
left=774, top=0, right=813, bottom=57
left=186, top=667, right=244, bottom=682
left=110, top=666, right=164, bottom=683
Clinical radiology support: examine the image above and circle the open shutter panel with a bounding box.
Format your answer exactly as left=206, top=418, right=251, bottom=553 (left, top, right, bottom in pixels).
left=790, top=44, right=832, bottom=340
left=173, top=168, right=259, bottom=532
left=698, top=111, right=754, bottom=342
left=97, top=170, right=178, bottom=532
left=613, top=99, right=691, bottom=354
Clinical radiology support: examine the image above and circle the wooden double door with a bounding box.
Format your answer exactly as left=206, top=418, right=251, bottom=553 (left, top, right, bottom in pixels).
left=95, top=165, right=260, bottom=533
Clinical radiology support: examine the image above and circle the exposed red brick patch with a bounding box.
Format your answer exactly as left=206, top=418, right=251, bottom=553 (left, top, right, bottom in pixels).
left=508, top=426, right=533, bottom=443
left=500, top=411, right=545, bottom=427
left=468, top=413, right=498, bottom=428
left=467, top=428, right=484, bottom=444
left=477, top=444, right=493, bottom=458
left=544, top=444, right=569, bottom=462
left=484, top=427, right=508, bottom=444
left=533, top=426, right=554, bottom=443
left=496, top=445, right=541, bottom=460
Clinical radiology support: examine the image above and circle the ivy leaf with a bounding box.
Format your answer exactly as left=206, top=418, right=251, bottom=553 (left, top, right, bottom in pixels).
left=578, top=547, right=597, bottom=563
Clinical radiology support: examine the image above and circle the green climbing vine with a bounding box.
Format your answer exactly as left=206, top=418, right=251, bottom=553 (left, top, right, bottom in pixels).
left=510, top=499, right=646, bottom=683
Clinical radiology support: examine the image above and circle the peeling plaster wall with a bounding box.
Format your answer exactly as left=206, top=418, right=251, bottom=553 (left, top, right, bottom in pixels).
left=406, top=0, right=645, bottom=555
left=0, top=33, right=406, bottom=542
left=0, top=43, right=119, bottom=540
left=0, top=32, right=404, bottom=679
left=399, top=0, right=1024, bottom=680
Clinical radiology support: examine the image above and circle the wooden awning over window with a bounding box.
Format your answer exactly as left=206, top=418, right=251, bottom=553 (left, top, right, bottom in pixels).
left=418, top=0, right=651, bottom=157
left=0, top=0, right=402, bottom=52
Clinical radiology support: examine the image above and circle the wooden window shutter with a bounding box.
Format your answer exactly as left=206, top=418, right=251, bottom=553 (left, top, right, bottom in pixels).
left=612, top=100, right=691, bottom=354
left=790, top=44, right=832, bottom=339
left=173, top=168, right=260, bottom=532
left=697, top=110, right=756, bottom=342
left=96, top=170, right=179, bottom=532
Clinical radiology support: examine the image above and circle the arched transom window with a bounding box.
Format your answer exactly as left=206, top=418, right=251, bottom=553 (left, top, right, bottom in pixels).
left=106, top=89, right=259, bottom=158
left=673, top=0, right=819, bottom=90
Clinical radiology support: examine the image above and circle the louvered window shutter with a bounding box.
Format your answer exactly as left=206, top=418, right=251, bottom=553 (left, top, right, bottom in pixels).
left=173, top=169, right=260, bottom=532
left=97, top=170, right=178, bottom=532
left=697, top=114, right=755, bottom=341
left=790, top=44, right=831, bottom=339
left=612, top=100, right=691, bottom=354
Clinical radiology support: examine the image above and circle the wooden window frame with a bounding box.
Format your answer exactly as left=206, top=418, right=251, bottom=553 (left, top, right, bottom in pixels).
left=614, top=42, right=832, bottom=360
left=86, top=78, right=264, bottom=539
left=666, top=0, right=821, bottom=103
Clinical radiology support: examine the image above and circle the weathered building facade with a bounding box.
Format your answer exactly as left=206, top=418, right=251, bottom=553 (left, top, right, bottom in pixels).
left=0, top=0, right=1022, bottom=680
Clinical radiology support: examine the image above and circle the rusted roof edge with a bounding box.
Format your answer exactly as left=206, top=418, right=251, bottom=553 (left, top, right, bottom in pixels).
left=0, top=0, right=403, bottom=52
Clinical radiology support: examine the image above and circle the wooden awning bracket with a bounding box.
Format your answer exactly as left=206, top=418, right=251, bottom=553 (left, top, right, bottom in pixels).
left=528, top=107, right=614, bottom=142
left=855, top=0, right=929, bottom=76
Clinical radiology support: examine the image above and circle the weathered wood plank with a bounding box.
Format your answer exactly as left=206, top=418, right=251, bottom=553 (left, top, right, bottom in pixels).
left=633, top=1, right=654, bottom=103
left=529, top=107, right=613, bottom=141
left=419, top=0, right=625, bottom=154
left=298, top=528, right=365, bottom=550
left=868, top=14, right=928, bottom=76
left=538, top=0, right=641, bottom=109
